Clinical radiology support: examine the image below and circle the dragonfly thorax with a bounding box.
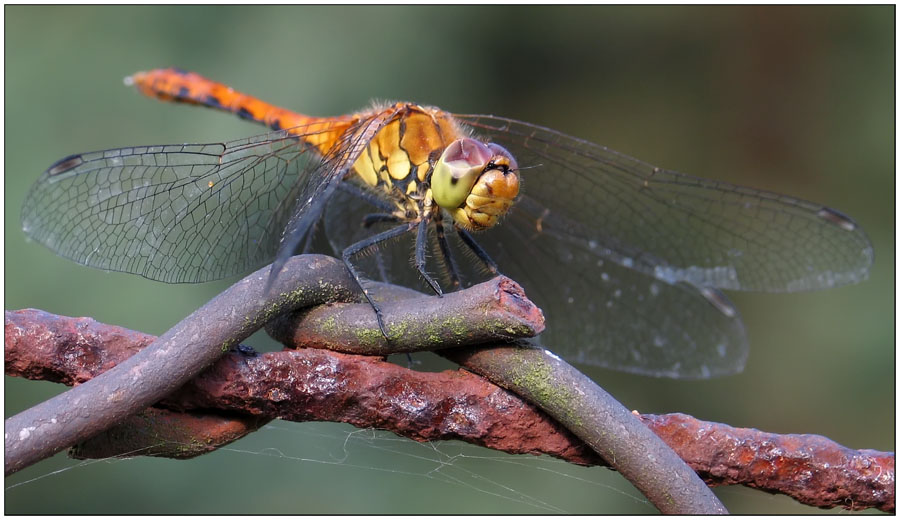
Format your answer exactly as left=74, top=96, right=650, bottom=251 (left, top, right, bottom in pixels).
left=431, top=137, right=520, bottom=231
left=346, top=104, right=520, bottom=231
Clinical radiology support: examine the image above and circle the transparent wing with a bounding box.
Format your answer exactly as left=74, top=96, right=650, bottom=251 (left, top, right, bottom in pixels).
left=21, top=125, right=336, bottom=283
left=480, top=195, right=748, bottom=378
left=451, top=114, right=873, bottom=377
left=266, top=108, right=401, bottom=285
left=455, top=114, right=873, bottom=293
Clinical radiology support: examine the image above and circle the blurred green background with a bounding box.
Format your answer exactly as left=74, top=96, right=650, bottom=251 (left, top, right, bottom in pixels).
left=5, top=5, right=893, bottom=514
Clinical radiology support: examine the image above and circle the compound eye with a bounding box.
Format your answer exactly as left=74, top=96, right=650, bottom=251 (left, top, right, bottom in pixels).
left=431, top=138, right=493, bottom=209
left=487, top=143, right=518, bottom=172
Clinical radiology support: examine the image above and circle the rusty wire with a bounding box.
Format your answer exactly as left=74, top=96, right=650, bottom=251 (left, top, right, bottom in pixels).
left=4, top=255, right=359, bottom=474
left=6, top=303, right=893, bottom=512
left=5, top=267, right=727, bottom=514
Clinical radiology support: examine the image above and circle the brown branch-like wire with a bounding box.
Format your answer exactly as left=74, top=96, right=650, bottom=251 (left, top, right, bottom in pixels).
left=7, top=308, right=587, bottom=461
left=273, top=281, right=725, bottom=513
left=265, top=276, right=546, bottom=355
left=8, top=276, right=727, bottom=515
left=3, top=272, right=547, bottom=473
left=441, top=344, right=727, bottom=514
left=69, top=408, right=269, bottom=460
left=639, top=413, right=895, bottom=512
left=6, top=307, right=893, bottom=512
left=4, top=255, right=360, bottom=475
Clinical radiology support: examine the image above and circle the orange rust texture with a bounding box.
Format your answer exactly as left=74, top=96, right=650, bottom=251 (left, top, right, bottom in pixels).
left=5, top=308, right=154, bottom=385
left=5, top=309, right=893, bottom=512
left=6, top=308, right=595, bottom=465
left=640, top=413, right=894, bottom=512
left=176, top=348, right=599, bottom=464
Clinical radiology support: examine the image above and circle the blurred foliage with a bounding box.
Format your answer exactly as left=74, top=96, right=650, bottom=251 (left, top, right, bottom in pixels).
left=5, top=5, right=893, bottom=514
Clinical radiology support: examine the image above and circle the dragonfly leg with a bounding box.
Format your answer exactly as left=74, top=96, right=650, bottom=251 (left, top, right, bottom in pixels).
left=434, top=212, right=462, bottom=290
left=342, top=223, right=417, bottom=339
left=335, top=184, right=404, bottom=282
left=362, top=213, right=400, bottom=228
left=415, top=218, right=444, bottom=296
left=356, top=214, right=401, bottom=282
left=455, top=225, right=500, bottom=275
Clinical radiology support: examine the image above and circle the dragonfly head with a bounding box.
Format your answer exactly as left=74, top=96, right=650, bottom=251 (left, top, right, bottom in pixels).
left=431, top=138, right=519, bottom=230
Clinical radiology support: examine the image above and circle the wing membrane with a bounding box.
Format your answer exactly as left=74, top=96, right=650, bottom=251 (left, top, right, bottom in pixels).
left=22, top=126, right=329, bottom=283
left=479, top=195, right=748, bottom=377
left=456, top=114, right=873, bottom=292
left=265, top=108, right=400, bottom=285
left=452, top=113, right=873, bottom=376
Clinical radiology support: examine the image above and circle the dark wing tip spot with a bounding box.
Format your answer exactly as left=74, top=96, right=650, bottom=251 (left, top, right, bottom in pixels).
left=816, top=207, right=857, bottom=232
left=47, top=154, right=84, bottom=176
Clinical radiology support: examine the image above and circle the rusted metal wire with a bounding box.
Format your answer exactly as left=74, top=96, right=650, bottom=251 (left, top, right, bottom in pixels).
left=441, top=344, right=727, bottom=514
left=271, top=281, right=728, bottom=513
left=7, top=280, right=727, bottom=514
left=265, top=276, right=545, bottom=355
left=640, top=412, right=895, bottom=512
left=68, top=407, right=268, bottom=460
left=6, top=306, right=893, bottom=511
left=4, top=255, right=360, bottom=475
left=3, top=271, right=547, bottom=474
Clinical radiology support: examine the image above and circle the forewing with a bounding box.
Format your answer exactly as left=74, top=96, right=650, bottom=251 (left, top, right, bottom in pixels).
left=455, top=115, right=873, bottom=293
left=22, top=127, right=326, bottom=283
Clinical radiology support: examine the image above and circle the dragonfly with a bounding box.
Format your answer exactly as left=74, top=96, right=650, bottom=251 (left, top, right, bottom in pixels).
left=21, top=68, right=873, bottom=379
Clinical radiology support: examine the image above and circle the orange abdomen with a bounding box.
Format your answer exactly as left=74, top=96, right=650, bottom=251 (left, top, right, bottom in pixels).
left=127, top=68, right=353, bottom=152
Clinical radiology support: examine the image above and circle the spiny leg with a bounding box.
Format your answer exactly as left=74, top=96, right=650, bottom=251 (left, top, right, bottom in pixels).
left=362, top=213, right=401, bottom=228
left=342, top=223, right=416, bottom=339
left=362, top=213, right=399, bottom=283
left=371, top=212, right=418, bottom=367
left=338, top=183, right=403, bottom=283
left=353, top=211, right=414, bottom=364
left=415, top=217, right=443, bottom=296
left=434, top=212, right=462, bottom=290
left=455, top=225, right=500, bottom=276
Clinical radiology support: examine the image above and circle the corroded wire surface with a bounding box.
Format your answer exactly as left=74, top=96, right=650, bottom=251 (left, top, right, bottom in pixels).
left=6, top=307, right=892, bottom=512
